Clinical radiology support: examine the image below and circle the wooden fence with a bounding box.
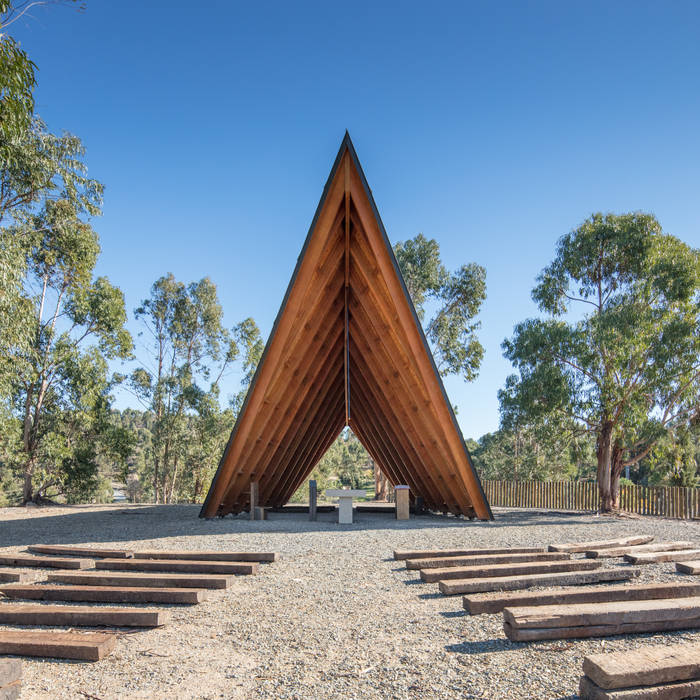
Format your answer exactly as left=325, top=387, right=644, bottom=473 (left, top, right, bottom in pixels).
left=482, top=480, right=700, bottom=520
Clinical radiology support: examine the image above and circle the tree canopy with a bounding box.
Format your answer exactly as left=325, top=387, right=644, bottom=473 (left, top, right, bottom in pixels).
left=501, top=213, right=700, bottom=510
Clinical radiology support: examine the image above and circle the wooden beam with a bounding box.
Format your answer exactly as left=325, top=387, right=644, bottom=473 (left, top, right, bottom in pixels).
left=27, top=545, right=132, bottom=559
left=625, top=549, right=700, bottom=564
left=48, top=572, right=232, bottom=589
left=1, top=584, right=207, bottom=605
left=549, top=536, right=654, bottom=553
left=394, top=546, right=546, bottom=560
left=0, top=603, right=167, bottom=628
left=0, top=555, right=93, bottom=570
left=504, top=596, right=700, bottom=641
left=583, top=642, right=700, bottom=690
left=95, top=559, right=258, bottom=575
left=420, top=559, right=600, bottom=583
left=463, top=582, right=700, bottom=615
left=405, top=552, right=570, bottom=570
left=438, top=567, right=638, bottom=596
left=133, top=550, right=278, bottom=562
left=0, top=630, right=116, bottom=661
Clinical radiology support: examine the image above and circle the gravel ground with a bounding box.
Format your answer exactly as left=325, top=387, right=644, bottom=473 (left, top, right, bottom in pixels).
left=1, top=504, right=700, bottom=699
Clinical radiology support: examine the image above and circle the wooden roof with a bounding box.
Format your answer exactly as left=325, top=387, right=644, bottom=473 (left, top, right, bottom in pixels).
left=200, top=134, right=492, bottom=520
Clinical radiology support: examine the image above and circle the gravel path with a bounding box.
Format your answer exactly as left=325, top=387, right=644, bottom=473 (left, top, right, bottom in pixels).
left=1, top=504, right=699, bottom=699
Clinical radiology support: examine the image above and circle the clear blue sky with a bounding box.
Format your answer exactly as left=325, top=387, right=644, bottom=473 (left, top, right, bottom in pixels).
left=13, top=0, right=700, bottom=440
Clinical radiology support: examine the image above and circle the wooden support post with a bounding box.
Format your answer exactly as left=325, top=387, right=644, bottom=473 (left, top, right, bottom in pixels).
left=309, top=480, right=317, bottom=521
left=249, top=480, right=259, bottom=520
left=253, top=506, right=267, bottom=520
left=395, top=485, right=409, bottom=520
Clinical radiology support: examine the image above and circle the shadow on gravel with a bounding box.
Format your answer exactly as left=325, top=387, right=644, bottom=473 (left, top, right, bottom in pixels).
left=445, top=639, right=517, bottom=655
left=417, top=592, right=443, bottom=599
left=0, top=503, right=615, bottom=549
left=440, top=610, right=466, bottom=618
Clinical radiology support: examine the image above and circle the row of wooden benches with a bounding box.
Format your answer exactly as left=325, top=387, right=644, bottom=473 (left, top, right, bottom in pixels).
left=0, top=544, right=279, bottom=663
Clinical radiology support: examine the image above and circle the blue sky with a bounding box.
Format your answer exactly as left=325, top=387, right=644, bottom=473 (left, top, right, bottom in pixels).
left=13, top=0, right=700, bottom=440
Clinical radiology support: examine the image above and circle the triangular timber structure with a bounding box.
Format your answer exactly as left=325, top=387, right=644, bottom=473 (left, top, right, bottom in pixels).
left=200, top=134, right=493, bottom=520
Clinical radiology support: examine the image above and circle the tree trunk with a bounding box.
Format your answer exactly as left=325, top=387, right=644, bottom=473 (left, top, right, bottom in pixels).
left=153, top=454, right=160, bottom=504
left=610, top=442, right=624, bottom=510
left=22, top=461, right=34, bottom=504
left=596, top=420, right=614, bottom=512
left=374, top=461, right=389, bottom=501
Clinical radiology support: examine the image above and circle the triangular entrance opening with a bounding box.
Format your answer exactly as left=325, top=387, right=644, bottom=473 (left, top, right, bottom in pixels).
left=200, top=134, right=492, bottom=520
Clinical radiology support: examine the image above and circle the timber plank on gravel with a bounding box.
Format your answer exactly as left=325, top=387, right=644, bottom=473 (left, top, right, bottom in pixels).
left=27, top=544, right=132, bottom=559
left=676, top=561, right=700, bottom=575
left=405, top=552, right=570, bottom=570
left=579, top=674, right=700, bottom=699
left=583, top=642, right=700, bottom=689
left=439, top=567, right=638, bottom=596
left=47, top=571, right=232, bottom=589
left=625, top=549, right=700, bottom=564
left=0, top=570, right=33, bottom=584
left=95, top=558, right=258, bottom=575
left=420, top=559, right=600, bottom=583
left=133, top=550, right=278, bottom=562
left=393, top=546, right=544, bottom=561
left=0, top=603, right=167, bottom=627
left=1, top=584, right=207, bottom=605
left=463, top=581, right=700, bottom=614
left=503, top=596, right=700, bottom=641
left=0, top=630, right=116, bottom=661
left=585, top=542, right=695, bottom=559
left=0, top=555, right=92, bottom=570
left=548, top=536, right=653, bottom=553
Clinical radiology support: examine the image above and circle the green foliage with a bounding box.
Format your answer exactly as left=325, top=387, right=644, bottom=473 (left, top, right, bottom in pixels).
left=394, top=233, right=486, bottom=381
left=131, top=274, right=262, bottom=503
left=290, top=430, right=373, bottom=502
left=501, top=213, right=700, bottom=510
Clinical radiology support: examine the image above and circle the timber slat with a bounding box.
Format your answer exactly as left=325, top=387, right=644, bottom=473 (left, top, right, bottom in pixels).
left=0, top=603, right=167, bottom=627
left=504, top=596, right=700, bottom=640
left=579, top=674, right=700, bottom=700
left=47, top=571, right=232, bottom=589
left=624, top=549, right=700, bottom=564
left=676, top=561, right=700, bottom=575
left=439, top=568, right=638, bottom=595
left=0, top=570, right=33, bottom=584
left=585, top=541, right=695, bottom=559
left=405, top=552, right=569, bottom=570
left=95, top=558, right=258, bottom=575
left=27, top=545, right=132, bottom=559
left=548, top=536, right=653, bottom=553
left=420, top=559, right=600, bottom=583
left=506, top=617, right=700, bottom=641
left=0, top=630, right=116, bottom=661
left=0, top=555, right=92, bottom=570
left=393, top=546, right=544, bottom=561
left=133, top=550, right=278, bottom=563
left=583, top=642, right=700, bottom=689
left=1, top=584, right=207, bottom=605
left=463, top=582, right=700, bottom=614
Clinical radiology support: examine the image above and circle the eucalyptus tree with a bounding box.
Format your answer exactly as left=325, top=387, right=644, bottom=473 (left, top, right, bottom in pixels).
left=4, top=198, right=132, bottom=503
left=394, top=233, right=486, bottom=381
left=502, top=213, right=700, bottom=511
left=132, top=275, right=262, bottom=503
